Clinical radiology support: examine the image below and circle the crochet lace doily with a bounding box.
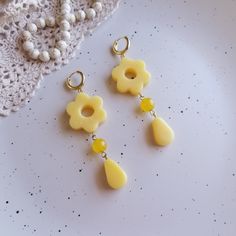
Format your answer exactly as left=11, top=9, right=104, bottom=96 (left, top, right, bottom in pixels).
left=0, top=0, right=39, bottom=20
left=0, top=0, right=119, bottom=116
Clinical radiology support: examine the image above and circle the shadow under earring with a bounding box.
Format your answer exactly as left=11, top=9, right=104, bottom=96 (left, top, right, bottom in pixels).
left=111, top=36, right=174, bottom=146
left=65, top=70, right=127, bottom=189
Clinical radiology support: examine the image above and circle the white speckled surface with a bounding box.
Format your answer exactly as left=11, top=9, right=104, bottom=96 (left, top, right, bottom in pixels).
left=1, top=0, right=236, bottom=235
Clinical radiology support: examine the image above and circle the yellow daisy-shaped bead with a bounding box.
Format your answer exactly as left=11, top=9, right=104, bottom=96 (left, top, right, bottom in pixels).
left=112, top=57, right=151, bottom=96
left=66, top=92, right=107, bottom=133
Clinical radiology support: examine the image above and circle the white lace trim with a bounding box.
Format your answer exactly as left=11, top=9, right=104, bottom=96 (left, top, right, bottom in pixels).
left=0, top=0, right=39, bottom=20
left=0, top=0, right=119, bottom=116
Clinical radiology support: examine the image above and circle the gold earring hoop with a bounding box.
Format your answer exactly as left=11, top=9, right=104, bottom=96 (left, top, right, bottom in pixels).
left=66, top=70, right=85, bottom=92
left=112, top=36, right=130, bottom=57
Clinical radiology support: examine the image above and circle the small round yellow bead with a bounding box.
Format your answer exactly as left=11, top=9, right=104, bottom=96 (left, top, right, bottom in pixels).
left=140, top=98, right=155, bottom=112
left=92, top=138, right=107, bottom=154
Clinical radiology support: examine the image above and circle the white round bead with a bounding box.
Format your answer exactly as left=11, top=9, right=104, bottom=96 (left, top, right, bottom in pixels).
left=75, top=10, right=86, bottom=21
left=61, top=3, right=71, bottom=12
left=62, top=13, right=75, bottom=23
left=22, top=31, right=32, bottom=40
left=45, top=17, right=56, bottom=27
left=56, top=40, right=68, bottom=51
left=39, top=51, right=50, bottom=62
left=49, top=48, right=61, bottom=60
left=27, top=23, right=37, bottom=33
left=60, top=0, right=70, bottom=4
left=61, top=13, right=70, bottom=21
left=23, top=41, right=34, bottom=52
left=85, top=8, right=96, bottom=20
left=29, top=49, right=40, bottom=60
left=68, top=13, right=76, bottom=23
left=61, top=8, right=71, bottom=15
left=36, top=18, right=46, bottom=29
left=60, top=20, right=70, bottom=31
left=92, top=2, right=102, bottom=12
left=60, top=31, right=71, bottom=41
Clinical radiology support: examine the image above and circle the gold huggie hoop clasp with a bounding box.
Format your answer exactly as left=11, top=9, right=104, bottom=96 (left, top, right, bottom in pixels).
left=66, top=70, right=85, bottom=92
left=112, top=36, right=130, bottom=57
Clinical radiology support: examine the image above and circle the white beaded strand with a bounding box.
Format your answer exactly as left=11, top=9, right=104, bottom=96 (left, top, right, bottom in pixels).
left=21, top=0, right=103, bottom=62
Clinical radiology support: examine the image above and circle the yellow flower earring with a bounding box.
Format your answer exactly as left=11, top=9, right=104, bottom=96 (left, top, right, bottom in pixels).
left=111, top=36, right=174, bottom=146
left=66, top=70, right=127, bottom=189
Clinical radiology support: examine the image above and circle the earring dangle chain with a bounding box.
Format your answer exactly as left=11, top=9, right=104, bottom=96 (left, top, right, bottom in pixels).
left=111, top=36, right=175, bottom=146
left=65, top=70, right=127, bottom=189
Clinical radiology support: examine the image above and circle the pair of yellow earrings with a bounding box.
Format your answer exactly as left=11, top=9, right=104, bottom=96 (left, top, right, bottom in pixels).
left=65, top=36, right=174, bottom=190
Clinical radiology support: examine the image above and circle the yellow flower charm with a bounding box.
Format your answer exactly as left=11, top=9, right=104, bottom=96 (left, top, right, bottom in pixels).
left=66, top=92, right=107, bottom=133
left=112, top=57, right=151, bottom=96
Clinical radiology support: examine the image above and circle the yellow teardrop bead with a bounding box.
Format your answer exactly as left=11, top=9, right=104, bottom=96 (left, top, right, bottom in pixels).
left=152, top=117, right=174, bottom=146
left=104, top=158, right=127, bottom=189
